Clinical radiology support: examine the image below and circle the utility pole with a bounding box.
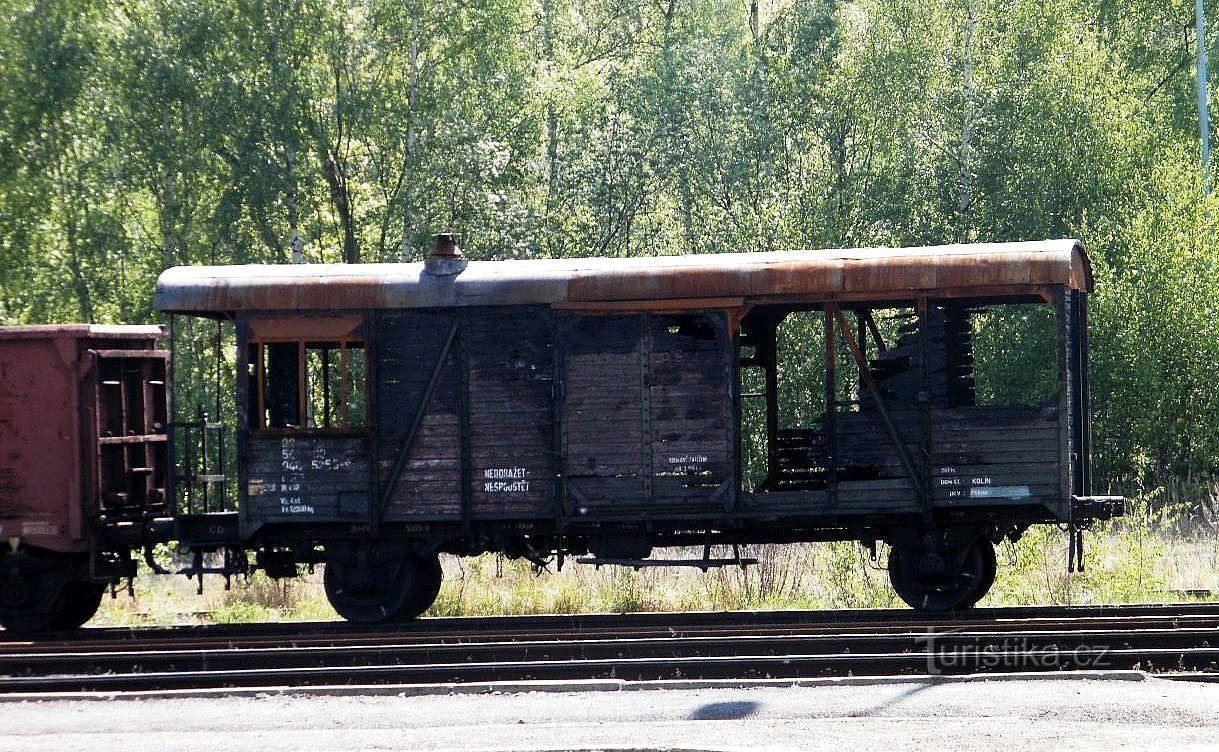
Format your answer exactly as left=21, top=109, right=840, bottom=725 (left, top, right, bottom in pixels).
left=1198, top=0, right=1211, bottom=189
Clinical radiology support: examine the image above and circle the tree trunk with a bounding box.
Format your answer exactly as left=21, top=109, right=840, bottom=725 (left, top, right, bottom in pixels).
left=957, top=2, right=978, bottom=242
left=401, top=13, right=422, bottom=262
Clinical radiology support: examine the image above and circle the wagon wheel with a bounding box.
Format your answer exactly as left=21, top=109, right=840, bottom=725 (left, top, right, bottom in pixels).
left=391, top=554, right=444, bottom=621
left=323, top=555, right=417, bottom=623
left=52, top=582, right=108, bottom=630
left=964, top=543, right=998, bottom=608
left=0, top=556, right=71, bottom=633
left=888, top=539, right=996, bottom=612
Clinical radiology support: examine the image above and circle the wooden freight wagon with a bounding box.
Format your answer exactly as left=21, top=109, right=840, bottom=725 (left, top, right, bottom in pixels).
left=156, top=237, right=1121, bottom=619
left=0, top=325, right=171, bottom=630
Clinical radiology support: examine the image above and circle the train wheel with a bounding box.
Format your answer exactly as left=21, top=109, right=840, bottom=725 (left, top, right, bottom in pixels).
left=51, top=582, right=108, bottom=630
left=0, top=555, right=71, bottom=633
left=964, top=543, right=998, bottom=608
left=888, top=539, right=995, bottom=611
left=323, top=554, right=417, bottom=623
left=391, top=554, right=443, bottom=621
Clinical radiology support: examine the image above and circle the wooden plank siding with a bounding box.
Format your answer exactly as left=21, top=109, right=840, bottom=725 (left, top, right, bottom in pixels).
left=234, top=302, right=1067, bottom=529
left=561, top=315, right=645, bottom=507
left=377, top=307, right=557, bottom=520
left=830, top=405, right=1061, bottom=512
left=244, top=435, right=371, bottom=520
left=466, top=307, right=557, bottom=517
left=563, top=312, right=734, bottom=512
left=377, top=310, right=463, bottom=519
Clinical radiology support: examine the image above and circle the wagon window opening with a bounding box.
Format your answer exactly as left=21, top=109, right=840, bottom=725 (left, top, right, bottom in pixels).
left=264, top=342, right=301, bottom=429
left=739, top=307, right=865, bottom=492
left=856, top=301, right=1058, bottom=408
left=305, top=344, right=340, bottom=428
left=253, top=340, right=367, bottom=431
left=970, top=303, right=1058, bottom=407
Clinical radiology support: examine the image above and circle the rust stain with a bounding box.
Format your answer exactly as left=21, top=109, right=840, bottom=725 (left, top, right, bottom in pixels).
left=155, top=240, right=1094, bottom=314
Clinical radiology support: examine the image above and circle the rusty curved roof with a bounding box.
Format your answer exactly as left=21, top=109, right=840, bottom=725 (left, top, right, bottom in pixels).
left=154, top=239, right=1092, bottom=314
left=0, top=324, right=165, bottom=341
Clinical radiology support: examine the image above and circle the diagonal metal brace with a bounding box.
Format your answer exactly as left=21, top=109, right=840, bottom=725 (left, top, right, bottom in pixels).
left=377, top=319, right=460, bottom=520
left=830, top=305, right=925, bottom=500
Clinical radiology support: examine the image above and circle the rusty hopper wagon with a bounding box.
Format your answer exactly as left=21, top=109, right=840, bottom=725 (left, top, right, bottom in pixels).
left=0, top=325, right=171, bottom=630
left=149, top=237, right=1122, bottom=621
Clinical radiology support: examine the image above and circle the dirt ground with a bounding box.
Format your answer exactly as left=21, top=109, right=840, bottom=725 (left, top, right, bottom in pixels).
left=2, top=675, right=1218, bottom=751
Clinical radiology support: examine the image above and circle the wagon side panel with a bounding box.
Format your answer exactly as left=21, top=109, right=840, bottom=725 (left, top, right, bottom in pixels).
left=561, top=314, right=646, bottom=508
left=244, top=435, right=371, bottom=521
left=467, top=307, right=557, bottom=518
left=561, top=311, right=733, bottom=513
left=0, top=337, right=82, bottom=552
left=833, top=406, right=1063, bottom=513
left=377, top=310, right=462, bottom=520
left=647, top=313, right=734, bottom=507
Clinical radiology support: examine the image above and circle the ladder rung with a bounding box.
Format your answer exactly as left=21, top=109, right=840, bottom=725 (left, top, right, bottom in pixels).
left=195, top=474, right=226, bottom=483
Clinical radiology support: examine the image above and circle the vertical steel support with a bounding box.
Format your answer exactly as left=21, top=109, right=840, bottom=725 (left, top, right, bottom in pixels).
left=234, top=330, right=249, bottom=441
left=1079, top=293, right=1093, bottom=497
left=730, top=313, right=744, bottom=507
left=917, top=297, right=932, bottom=521
left=199, top=404, right=210, bottom=515
left=214, top=319, right=223, bottom=428
left=824, top=308, right=838, bottom=507
left=215, top=318, right=227, bottom=511
left=551, top=312, right=567, bottom=525
left=721, top=311, right=739, bottom=512
left=241, top=321, right=255, bottom=527
left=168, top=314, right=178, bottom=518
left=321, top=347, right=331, bottom=426
left=763, top=318, right=779, bottom=487
left=457, top=313, right=473, bottom=538
left=1055, top=288, right=1072, bottom=513
left=368, top=314, right=380, bottom=534
left=856, top=308, right=868, bottom=399
left=1066, top=288, right=1091, bottom=501
left=640, top=317, right=653, bottom=501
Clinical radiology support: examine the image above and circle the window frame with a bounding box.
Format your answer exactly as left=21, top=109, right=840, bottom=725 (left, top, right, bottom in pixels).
left=247, top=336, right=370, bottom=435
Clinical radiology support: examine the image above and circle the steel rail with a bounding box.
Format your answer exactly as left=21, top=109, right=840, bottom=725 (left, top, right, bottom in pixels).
left=7, top=612, right=1219, bottom=654
left=3, top=626, right=1218, bottom=674
left=1, top=605, right=1217, bottom=693
left=6, top=602, right=1219, bottom=647
left=2, top=646, right=1218, bottom=693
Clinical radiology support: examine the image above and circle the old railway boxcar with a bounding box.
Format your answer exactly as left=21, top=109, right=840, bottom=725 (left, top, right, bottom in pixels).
left=0, top=325, right=171, bottom=630
left=155, top=237, right=1122, bottom=619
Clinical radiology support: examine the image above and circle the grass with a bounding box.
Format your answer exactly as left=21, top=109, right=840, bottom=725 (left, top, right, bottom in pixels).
left=90, top=503, right=1219, bottom=627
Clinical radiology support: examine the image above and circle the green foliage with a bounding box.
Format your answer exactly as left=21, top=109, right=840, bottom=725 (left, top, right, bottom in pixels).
left=0, top=0, right=1216, bottom=492
left=971, top=304, right=1058, bottom=407
left=987, top=495, right=1181, bottom=606
left=1087, top=154, right=1219, bottom=484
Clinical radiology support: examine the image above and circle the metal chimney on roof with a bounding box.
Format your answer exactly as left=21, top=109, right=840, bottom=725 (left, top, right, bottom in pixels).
left=423, top=232, right=468, bottom=277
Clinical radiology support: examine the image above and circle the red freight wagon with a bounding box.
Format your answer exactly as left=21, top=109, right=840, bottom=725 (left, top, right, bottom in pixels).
left=0, top=325, right=170, bottom=630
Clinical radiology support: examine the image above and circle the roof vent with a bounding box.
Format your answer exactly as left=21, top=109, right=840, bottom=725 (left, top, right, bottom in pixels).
left=423, top=233, right=468, bottom=277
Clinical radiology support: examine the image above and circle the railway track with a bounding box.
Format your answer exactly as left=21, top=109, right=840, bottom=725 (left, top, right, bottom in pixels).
left=2, top=603, right=1217, bottom=694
